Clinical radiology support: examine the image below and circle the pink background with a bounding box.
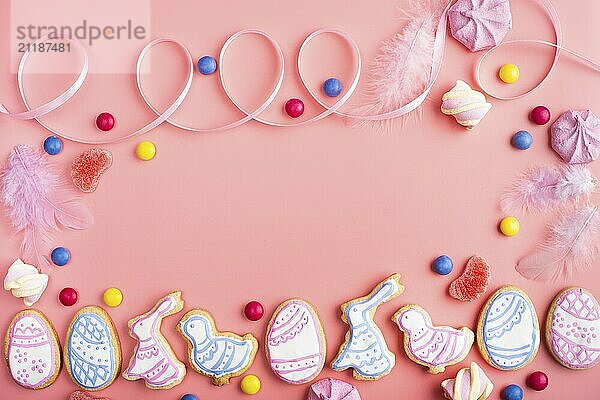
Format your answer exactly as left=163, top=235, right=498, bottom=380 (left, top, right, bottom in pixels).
left=1, top=0, right=600, bottom=399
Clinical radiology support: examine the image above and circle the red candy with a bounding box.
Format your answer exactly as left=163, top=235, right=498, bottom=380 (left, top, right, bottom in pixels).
left=526, top=371, right=548, bottom=391
left=244, top=301, right=264, bottom=321
left=71, top=148, right=113, bottom=193
left=59, top=287, right=78, bottom=306
left=96, top=112, right=115, bottom=131
left=285, top=98, right=304, bottom=118
left=530, top=105, right=551, bottom=125
left=448, top=255, right=491, bottom=302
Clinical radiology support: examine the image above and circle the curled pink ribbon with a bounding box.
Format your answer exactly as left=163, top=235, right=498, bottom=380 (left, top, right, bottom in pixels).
left=475, top=0, right=600, bottom=99
left=1, top=0, right=599, bottom=144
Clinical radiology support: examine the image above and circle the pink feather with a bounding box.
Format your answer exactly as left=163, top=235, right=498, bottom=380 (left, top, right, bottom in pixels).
left=0, top=145, right=93, bottom=270
left=501, top=165, right=596, bottom=214
left=350, top=0, right=448, bottom=127
left=516, top=206, right=600, bottom=282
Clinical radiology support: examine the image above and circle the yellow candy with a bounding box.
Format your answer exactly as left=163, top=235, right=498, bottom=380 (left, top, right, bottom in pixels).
left=499, top=64, right=520, bottom=84
left=240, top=374, right=261, bottom=395
left=499, top=216, right=520, bottom=236
left=103, top=287, right=123, bottom=307
left=135, top=141, right=156, bottom=161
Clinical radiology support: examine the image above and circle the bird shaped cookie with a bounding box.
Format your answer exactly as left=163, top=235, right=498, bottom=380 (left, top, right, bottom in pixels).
left=392, top=305, right=474, bottom=374
left=178, top=309, right=258, bottom=386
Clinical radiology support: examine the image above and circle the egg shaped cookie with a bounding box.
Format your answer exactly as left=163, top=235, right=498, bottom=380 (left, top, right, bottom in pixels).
left=65, top=306, right=121, bottom=390
left=265, top=299, right=326, bottom=384
left=546, top=287, right=600, bottom=369
left=4, top=309, right=61, bottom=389
left=477, top=285, right=540, bottom=370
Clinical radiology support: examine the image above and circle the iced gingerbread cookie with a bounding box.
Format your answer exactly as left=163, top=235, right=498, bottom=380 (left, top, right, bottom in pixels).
left=392, top=305, right=474, bottom=374
left=4, top=309, right=61, bottom=389
left=546, top=287, right=600, bottom=369
left=331, top=274, right=404, bottom=380
left=441, top=362, right=493, bottom=400
left=265, top=299, right=326, bottom=384
left=477, top=285, right=540, bottom=370
left=122, top=291, right=186, bottom=389
left=178, top=309, right=258, bottom=386
left=65, top=306, right=121, bottom=390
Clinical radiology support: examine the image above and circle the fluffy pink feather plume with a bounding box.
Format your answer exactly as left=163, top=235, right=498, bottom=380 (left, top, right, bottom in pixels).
left=0, top=145, right=93, bottom=270
left=350, top=0, right=448, bottom=127
left=516, top=206, right=599, bottom=281
left=501, top=165, right=596, bottom=214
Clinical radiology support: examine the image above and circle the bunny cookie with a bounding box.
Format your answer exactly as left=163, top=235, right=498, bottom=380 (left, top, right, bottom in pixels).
left=331, top=274, right=404, bottom=380
left=123, top=291, right=186, bottom=389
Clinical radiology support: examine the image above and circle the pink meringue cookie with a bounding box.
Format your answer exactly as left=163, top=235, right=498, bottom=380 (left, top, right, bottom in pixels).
left=551, top=109, right=600, bottom=164
left=448, top=0, right=512, bottom=52
left=307, top=378, right=361, bottom=400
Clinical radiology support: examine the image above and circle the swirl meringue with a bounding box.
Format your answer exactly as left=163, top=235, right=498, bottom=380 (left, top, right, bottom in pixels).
left=3, top=259, right=48, bottom=306
left=441, top=362, right=493, bottom=400
left=441, top=80, right=492, bottom=130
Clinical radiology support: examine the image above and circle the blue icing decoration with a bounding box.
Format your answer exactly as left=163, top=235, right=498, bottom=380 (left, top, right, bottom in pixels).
left=67, top=312, right=116, bottom=389
left=180, top=314, right=254, bottom=378
left=332, top=276, right=402, bottom=378
left=482, top=290, right=539, bottom=370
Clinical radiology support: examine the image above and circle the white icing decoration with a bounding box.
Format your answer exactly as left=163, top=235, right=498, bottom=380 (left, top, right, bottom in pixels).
left=7, top=311, right=58, bottom=389
left=548, top=287, right=600, bottom=369
left=178, top=310, right=257, bottom=386
left=122, top=292, right=186, bottom=389
left=480, top=287, right=539, bottom=370
left=331, top=274, right=404, bottom=379
left=266, top=299, right=325, bottom=384
left=3, top=259, right=48, bottom=306
left=66, top=307, right=120, bottom=390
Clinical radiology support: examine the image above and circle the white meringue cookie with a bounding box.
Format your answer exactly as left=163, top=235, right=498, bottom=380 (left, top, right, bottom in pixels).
left=4, top=259, right=48, bottom=306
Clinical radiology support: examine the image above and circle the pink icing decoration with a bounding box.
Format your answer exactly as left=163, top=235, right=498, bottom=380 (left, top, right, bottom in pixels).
left=306, top=378, right=362, bottom=400
left=124, top=294, right=186, bottom=388
left=8, top=313, right=57, bottom=389
left=448, top=0, right=513, bottom=52
left=395, top=306, right=473, bottom=371
left=550, top=109, right=600, bottom=164
left=549, top=288, right=600, bottom=369
left=267, top=300, right=325, bottom=384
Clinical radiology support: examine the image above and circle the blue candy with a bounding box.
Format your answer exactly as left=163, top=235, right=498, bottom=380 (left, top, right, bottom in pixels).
left=432, top=255, right=453, bottom=275
left=43, top=136, right=63, bottom=155
left=180, top=395, right=199, bottom=400
left=501, top=384, right=523, bottom=400
left=511, top=130, right=532, bottom=150
left=51, top=247, right=71, bottom=266
left=197, top=55, right=217, bottom=75
left=323, top=78, right=343, bottom=97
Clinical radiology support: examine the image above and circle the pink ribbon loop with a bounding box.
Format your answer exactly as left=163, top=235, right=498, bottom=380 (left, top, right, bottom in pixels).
left=475, top=0, right=600, bottom=100
left=19, top=38, right=195, bottom=145
left=2, top=0, right=600, bottom=144
left=0, top=35, right=88, bottom=120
